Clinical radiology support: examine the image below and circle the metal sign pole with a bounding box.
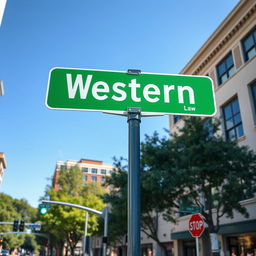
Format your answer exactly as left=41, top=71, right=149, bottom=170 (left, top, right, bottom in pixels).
left=83, top=212, right=88, bottom=256
left=102, top=207, right=109, bottom=256
left=127, top=107, right=141, bottom=256
left=196, top=237, right=199, bottom=256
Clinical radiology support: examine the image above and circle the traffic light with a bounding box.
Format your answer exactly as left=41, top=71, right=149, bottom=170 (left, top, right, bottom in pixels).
left=45, top=242, right=49, bottom=247
left=39, top=204, right=48, bottom=215
left=19, top=220, right=25, bottom=232
left=13, top=220, right=19, bottom=232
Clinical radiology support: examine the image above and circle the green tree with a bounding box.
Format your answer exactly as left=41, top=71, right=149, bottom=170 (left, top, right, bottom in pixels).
left=13, top=198, right=37, bottom=223
left=141, top=117, right=256, bottom=255
left=22, top=235, right=39, bottom=253
left=104, top=159, right=172, bottom=255
left=40, top=166, right=105, bottom=256
left=103, top=164, right=127, bottom=248
left=0, top=193, right=37, bottom=251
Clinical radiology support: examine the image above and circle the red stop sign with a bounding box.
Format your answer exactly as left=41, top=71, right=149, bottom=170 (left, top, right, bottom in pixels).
left=189, top=213, right=205, bottom=237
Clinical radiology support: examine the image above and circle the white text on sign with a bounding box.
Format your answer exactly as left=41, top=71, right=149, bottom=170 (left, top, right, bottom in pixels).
left=66, top=74, right=195, bottom=104
left=189, top=220, right=204, bottom=231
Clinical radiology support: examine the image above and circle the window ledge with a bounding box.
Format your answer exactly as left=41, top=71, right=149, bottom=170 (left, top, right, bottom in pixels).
left=215, top=71, right=236, bottom=92
left=236, top=135, right=246, bottom=143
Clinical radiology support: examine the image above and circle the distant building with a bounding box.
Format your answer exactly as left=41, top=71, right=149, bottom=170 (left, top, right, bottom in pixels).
left=52, top=158, right=114, bottom=255
left=52, top=158, right=114, bottom=191
left=0, top=153, right=7, bottom=185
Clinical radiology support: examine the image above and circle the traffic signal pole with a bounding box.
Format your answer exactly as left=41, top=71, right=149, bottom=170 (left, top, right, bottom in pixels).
left=41, top=200, right=109, bottom=256
left=83, top=212, right=88, bottom=256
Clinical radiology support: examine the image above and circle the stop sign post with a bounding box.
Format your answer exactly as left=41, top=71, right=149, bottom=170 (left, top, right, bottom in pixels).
left=189, top=214, right=205, bottom=256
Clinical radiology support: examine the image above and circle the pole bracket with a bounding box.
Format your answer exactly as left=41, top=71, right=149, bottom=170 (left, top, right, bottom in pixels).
left=127, top=108, right=141, bottom=122
left=127, top=69, right=141, bottom=75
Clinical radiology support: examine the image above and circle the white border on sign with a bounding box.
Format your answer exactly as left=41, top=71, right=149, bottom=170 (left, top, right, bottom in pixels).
left=45, top=67, right=217, bottom=117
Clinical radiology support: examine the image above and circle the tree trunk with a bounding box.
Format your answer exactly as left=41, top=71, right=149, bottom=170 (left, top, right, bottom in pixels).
left=201, top=230, right=211, bottom=255
left=157, top=241, right=168, bottom=256
left=70, top=246, right=75, bottom=256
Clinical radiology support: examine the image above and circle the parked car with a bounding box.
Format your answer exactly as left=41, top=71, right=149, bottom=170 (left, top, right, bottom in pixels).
left=1, top=249, right=9, bottom=256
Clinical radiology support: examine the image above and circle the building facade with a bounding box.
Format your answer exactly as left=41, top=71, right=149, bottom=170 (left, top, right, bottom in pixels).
left=138, top=1, right=256, bottom=256
left=52, top=158, right=114, bottom=191
left=168, top=0, right=256, bottom=255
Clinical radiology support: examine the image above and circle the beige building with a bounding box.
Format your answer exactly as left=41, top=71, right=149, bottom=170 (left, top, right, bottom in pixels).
left=140, top=0, right=256, bottom=256
left=0, top=152, right=7, bottom=185
left=168, top=0, right=256, bottom=256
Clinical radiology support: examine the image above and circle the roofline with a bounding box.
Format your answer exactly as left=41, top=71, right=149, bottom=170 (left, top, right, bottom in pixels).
left=180, top=0, right=253, bottom=74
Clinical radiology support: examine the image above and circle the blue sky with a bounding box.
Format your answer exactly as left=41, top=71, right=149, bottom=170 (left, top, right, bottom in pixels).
left=0, top=0, right=240, bottom=208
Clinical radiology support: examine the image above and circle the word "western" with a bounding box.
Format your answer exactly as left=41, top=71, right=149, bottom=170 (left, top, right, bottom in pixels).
left=66, top=74, right=195, bottom=104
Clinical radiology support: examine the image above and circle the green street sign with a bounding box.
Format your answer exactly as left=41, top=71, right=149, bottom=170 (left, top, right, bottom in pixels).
left=39, top=203, right=52, bottom=209
left=46, top=68, right=216, bottom=116
left=180, top=205, right=201, bottom=214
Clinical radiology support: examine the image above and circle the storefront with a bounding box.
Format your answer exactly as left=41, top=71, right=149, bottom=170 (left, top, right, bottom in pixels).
left=226, top=233, right=256, bottom=256
left=182, top=240, right=196, bottom=256
left=161, top=242, right=174, bottom=256
left=171, top=219, right=256, bottom=255
left=219, top=220, right=256, bottom=256
left=141, top=243, right=153, bottom=256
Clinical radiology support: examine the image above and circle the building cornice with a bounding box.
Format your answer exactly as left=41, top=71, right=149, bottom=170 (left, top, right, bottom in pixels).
left=181, top=0, right=256, bottom=75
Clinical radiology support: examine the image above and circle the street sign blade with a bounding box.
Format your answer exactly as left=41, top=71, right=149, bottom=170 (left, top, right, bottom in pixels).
left=46, top=68, right=216, bottom=116
left=27, top=223, right=41, bottom=230
left=180, top=205, right=201, bottom=213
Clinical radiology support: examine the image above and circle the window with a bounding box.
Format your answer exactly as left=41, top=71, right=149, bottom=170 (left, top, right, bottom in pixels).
left=91, top=168, right=98, bottom=174
left=203, top=118, right=214, bottom=139
left=223, top=98, right=244, bottom=141
left=204, top=187, right=219, bottom=211
left=173, top=115, right=182, bottom=124
left=242, top=27, right=256, bottom=62
left=100, top=177, right=105, bottom=183
left=251, top=82, right=256, bottom=116
left=84, top=175, right=88, bottom=181
left=217, top=52, right=236, bottom=85
left=91, top=176, right=97, bottom=182
left=83, top=167, right=88, bottom=173
left=101, top=169, right=106, bottom=175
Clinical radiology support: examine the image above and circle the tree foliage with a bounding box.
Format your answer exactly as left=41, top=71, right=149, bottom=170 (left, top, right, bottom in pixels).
left=142, top=117, right=256, bottom=229
left=104, top=158, right=171, bottom=255
left=141, top=117, right=256, bottom=254
left=105, top=117, right=256, bottom=255
left=103, top=160, right=128, bottom=246
left=40, top=166, right=105, bottom=256
left=0, top=193, right=37, bottom=251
